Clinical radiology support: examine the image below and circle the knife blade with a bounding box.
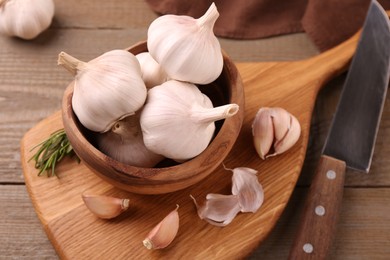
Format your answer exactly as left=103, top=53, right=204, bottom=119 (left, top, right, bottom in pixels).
left=288, top=1, right=390, bottom=259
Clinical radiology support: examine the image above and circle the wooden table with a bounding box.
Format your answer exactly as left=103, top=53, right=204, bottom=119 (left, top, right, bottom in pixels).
left=1, top=0, right=389, bottom=259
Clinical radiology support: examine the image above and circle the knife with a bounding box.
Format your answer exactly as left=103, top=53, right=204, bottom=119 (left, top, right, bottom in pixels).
left=288, top=1, right=390, bottom=259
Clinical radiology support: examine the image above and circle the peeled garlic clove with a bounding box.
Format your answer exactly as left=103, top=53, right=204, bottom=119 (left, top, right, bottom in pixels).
left=143, top=205, right=179, bottom=250
left=140, top=80, right=239, bottom=161
left=136, top=52, right=168, bottom=88
left=273, top=112, right=301, bottom=155
left=229, top=167, right=264, bottom=213
left=252, top=107, right=301, bottom=159
left=147, top=3, right=223, bottom=84
left=95, top=114, right=164, bottom=167
left=191, top=194, right=241, bottom=227
left=0, top=0, right=55, bottom=40
left=58, top=50, right=147, bottom=133
left=252, top=108, right=274, bottom=160
left=82, top=194, right=130, bottom=219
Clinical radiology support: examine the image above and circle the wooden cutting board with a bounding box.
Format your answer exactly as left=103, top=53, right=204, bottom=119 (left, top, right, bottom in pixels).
left=20, top=31, right=359, bottom=259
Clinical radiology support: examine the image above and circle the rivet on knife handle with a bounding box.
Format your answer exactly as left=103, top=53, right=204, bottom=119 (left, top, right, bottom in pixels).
left=288, top=155, right=346, bottom=260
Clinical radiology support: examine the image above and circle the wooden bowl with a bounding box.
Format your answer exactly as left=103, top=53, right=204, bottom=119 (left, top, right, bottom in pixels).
left=62, top=41, right=245, bottom=194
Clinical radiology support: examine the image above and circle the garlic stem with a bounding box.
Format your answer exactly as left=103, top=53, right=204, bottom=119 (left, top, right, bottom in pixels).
left=191, top=104, right=239, bottom=124
left=196, top=3, right=219, bottom=28
left=58, top=52, right=87, bottom=76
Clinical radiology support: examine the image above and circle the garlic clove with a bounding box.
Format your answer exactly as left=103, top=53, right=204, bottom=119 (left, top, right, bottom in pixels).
left=252, top=107, right=301, bottom=159
left=0, top=0, right=55, bottom=40
left=140, top=80, right=239, bottom=161
left=147, top=3, right=223, bottom=84
left=273, top=112, right=301, bottom=156
left=252, top=108, right=274, bottom=160
left=95, top=114, right=164, bottom=167
left=229, top=167, right=264, bottom=213
left=57, top=50, right=147, bottom=133
left=269, top=107, right=292, bottom=141
left=190, top=194, right=241, bottom=227
left=143, top=205, right=180, bottom=250
left=82, top=194, right=130, bottom=219
left=135, top=52, right=169, bottom=88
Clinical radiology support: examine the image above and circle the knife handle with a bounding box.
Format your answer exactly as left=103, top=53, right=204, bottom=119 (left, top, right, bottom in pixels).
left=288, top=155, right=346, bottom=260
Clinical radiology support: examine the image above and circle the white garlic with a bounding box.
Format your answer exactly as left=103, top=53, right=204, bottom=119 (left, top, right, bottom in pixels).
left=58, top=50, right=147, bottom=133
left=95, top=114, right=164, bottom=167
left=147, top=3, right=223, bottom=84
left=0, top=0, right=54, bottom=40
left=252, top=107, right=301, bottom=159
left=140, top=80, right=239, bottom=161
left=136, top=52, right=168, bottom=88
left=143, top=205, right=179, bottom=250
left=82, top=194, right=130, bottom=219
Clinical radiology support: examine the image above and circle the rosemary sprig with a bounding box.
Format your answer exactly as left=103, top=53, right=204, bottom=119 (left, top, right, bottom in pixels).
left=29, top=129, right=79, bottom=177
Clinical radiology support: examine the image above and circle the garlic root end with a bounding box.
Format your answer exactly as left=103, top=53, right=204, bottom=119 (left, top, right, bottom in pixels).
left=143, top=239, right=154, bottom=250
left=121, top=198, right=130, bottom=210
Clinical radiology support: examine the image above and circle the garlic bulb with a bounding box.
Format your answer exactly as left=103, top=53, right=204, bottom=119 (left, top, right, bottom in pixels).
left=58, top=50, right=147, bottom=133
left=136, top=52, right=168, bottom=88
left=82, top=194, right=130, bottom=219
left=252, top=107, right=301, bottom=159
left=143, top=205, right=179, bottom=250
left=147, top=3, right=223, bottom=84
left=0, top=0, right=55, bottom=40
left=95, top=114, right=164, bottom=167
left=140, top=80, right=239, bottom=161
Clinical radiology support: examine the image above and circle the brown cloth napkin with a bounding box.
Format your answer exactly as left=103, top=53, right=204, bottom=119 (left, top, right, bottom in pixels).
left=145, top=0, right=390, bottom=52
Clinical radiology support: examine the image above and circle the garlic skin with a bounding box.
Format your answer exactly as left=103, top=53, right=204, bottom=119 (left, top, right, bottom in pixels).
left=82, top=194, right=130, bottom=219
left=0, top=0, right=55, bottom=40
left=191, top=194, right=241, bottom=227
left=58, top=50, right=147, bottom=133
left=252, top=107, right=301, bottom=159
left=136, top=52, right=168, bottom=88
left=230, top=167, right=264, bottom=213
left=191, top=166, right=264, bottom=227
left=95, top=114, right=164, bottom=167
left=140, top=80, right=239, bottom=161
left=143, top=205, right=179, bottom=250
left=147, top=3, right=223, bottom=84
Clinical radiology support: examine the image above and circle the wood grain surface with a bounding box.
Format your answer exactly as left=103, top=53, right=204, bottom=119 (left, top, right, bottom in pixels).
left=2, top=0, right=390, bottom=259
